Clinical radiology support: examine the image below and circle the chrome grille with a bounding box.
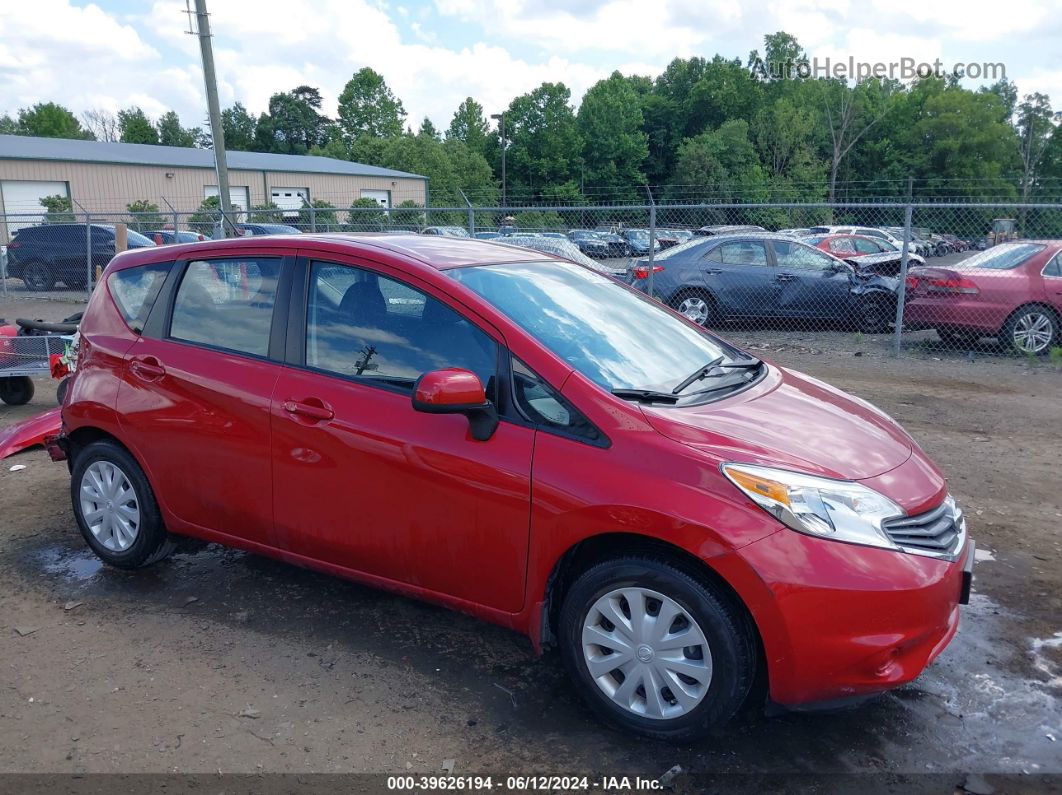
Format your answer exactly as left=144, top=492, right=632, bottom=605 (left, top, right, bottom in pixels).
left=883, top=500, right=965, bottom=558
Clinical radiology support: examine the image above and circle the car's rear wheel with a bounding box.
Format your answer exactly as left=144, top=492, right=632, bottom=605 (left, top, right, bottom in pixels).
left=1002, top=305, right=1058, bottom=355
left=856, top=294, right=892, bottom=334
left=559, top=557, right=756, bottom=741
left=71, top=440, right=174, bottom=569
left=0, top=376, right=34, bottom=405
left=670, top=289, right=716, bottom=327
left=21, top=262, right=55, bottom=292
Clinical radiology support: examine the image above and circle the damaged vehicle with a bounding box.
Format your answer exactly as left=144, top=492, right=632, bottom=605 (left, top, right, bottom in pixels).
left=47, top=234, right=971, bottom=741
left=627, top=233, right=899, bottom=333
left=803, top=233, right=926, bottom=275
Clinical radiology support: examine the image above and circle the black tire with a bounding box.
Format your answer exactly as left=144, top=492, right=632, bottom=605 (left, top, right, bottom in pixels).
left=855, top=293, right=892, bottom=334
left=70, top=440, right=174, bottom=569
left=55, top=376, right=70, bottom=405
left=0, top=376, right=34, bottom=405
left=1000, top=304, right=1059, bottom=355
left=21, top=262, right=55, bottom=292
left=669, top=288, right=717, bottom=327
left=559, top=556, right=756, bottom=742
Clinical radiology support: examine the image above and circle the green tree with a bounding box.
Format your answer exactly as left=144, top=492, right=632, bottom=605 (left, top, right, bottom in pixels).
left=221, top=103, right=257, bottom=151
left=577, top=71, right=648, bottom=193
left=156, top=111, right=203, bottom=147
left=253, top=112, right=276, bottom=153
left=446, top=97, right=490, bottom=156
left=685, top=57, right=764, bottom=136
left=337, top=67, right=406, bottom=143
left=265, top=86, right=331, bottom=154
left=671, top=120, right=767, bottom=200
left=40, top=194, right=76, bottom=224
left=0, top=114, right=18, bottom=134
left=298, top=199, right=339, bottom=230
left=118, top=107, right=158, bottom=144
left=248, top=202, right=285, bottom=223
left=126, top=200, right=165, bottom=233
left=504, top=82, right=582, bottom=197
left=16, top=103, right=93, bottom=139
left=1016, top=93, right=1056, bottom=204
left=418, top=117, right=440, bottom=139
left=189, top=195, right=222, bottom=235
left=347, top=197, right=388, bottom=231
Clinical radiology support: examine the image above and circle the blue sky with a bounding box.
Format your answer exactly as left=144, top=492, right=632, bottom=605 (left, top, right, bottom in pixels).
left=2, top=0, right=1061, bottom=135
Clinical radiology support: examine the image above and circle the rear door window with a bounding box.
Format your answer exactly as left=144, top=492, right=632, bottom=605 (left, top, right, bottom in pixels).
left=169, top=258, right=283, bottom=356
left=713, top=241, right=768, bottom=266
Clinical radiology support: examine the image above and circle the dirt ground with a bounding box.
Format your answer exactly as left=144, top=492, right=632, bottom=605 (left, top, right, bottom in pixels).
left=0, top=294, right=1060, bottom=789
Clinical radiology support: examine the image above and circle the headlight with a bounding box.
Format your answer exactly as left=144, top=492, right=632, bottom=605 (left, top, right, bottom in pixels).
left=722, top=463, right=903, bottom=551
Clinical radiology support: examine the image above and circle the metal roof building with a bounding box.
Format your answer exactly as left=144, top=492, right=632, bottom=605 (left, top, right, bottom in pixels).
left=0, top=134, right=427, bottom=229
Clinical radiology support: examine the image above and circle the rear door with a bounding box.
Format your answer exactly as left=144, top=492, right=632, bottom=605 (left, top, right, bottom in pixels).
left=701, top=240, right=778, bottom=317
left=269, top=254, right=534, bottom=612
left=115, top=249, right=293, bottom=546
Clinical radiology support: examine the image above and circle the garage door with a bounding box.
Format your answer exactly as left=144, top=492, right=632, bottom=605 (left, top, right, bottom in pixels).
left=360, top=189, right=391, bottom=208
left=2, top=180, right=70, bottom=232
left=270, top=187, right=309, bottom=216
left=204, top=185, right=250, bottom=221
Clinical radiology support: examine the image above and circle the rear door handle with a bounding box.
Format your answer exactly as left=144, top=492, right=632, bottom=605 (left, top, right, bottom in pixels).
left=775, top=272, right=796, bottom=282
left=282, top=399, right=334, bottom=421
left=129, top=357, right=165, bottom=381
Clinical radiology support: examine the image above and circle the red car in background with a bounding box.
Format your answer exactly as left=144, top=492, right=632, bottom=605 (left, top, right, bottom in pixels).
left=904, top=241, right=1062, bottom=353
left=805, top=233, right=925, bottom=266
left=53, top=234, right=973, bottom=741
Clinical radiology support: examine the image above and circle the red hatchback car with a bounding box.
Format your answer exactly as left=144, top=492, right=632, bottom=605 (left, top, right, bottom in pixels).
left=54, top=234, right=973, bottom=740
left=904, top=241, right=1062, bottom=353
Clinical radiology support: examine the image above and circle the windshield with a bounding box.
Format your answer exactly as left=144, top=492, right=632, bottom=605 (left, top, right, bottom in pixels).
left=959, top=242, right=1045, bottom=270
left=450, top=260, right=746, bottom=393
left=627, top=230, right=649, bottom=241
left=125, top=229, right=156, bottom=246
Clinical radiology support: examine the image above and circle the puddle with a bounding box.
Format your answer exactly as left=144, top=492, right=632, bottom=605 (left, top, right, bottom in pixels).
left=35, top=544, right=103, bottom=581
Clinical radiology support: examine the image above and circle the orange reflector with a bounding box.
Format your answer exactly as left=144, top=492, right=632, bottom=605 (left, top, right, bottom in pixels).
left=727, top=469, right=790, bottom=506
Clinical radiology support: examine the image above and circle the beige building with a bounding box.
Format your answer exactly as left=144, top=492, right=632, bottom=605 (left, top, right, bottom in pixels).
left=0, top=134, right=427, bottom=239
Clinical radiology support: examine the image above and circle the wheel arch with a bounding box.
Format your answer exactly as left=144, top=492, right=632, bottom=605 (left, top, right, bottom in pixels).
left=538, top=531, right=769, bottom=702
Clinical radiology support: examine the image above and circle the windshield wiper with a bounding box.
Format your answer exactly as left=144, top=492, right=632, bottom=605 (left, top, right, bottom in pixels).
left=611, top=388, right=680, bottom=404
left=671, top=357, right=725, bottom=395
left=671, top=356, right=762, bottom=395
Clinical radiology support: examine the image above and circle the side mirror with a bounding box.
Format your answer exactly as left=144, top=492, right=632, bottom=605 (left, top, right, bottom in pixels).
left=412, top=368, right=498, bottom=441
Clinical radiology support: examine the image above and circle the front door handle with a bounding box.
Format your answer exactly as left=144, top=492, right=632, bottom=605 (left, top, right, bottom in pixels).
left=775, top=272, right=796, bottom=282
left=129, top=357, right=165, bottom=381
left=703, top=268, right=722, bottom=275
left=282, top=399, right=334, bottom=421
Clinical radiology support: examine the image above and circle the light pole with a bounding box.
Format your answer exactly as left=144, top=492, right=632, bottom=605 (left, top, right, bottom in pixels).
left=491, top=112, right=506, bottom=207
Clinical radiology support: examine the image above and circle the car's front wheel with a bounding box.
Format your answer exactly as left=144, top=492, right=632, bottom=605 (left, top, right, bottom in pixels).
left=71, top=440, right=174, bottom=569
left=855, top=293, right=893, bottom=334
left=559, top=556, right=756, bottom=741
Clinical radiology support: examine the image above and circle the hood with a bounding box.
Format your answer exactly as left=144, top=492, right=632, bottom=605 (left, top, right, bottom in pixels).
left=0, top=407, right=62, bottom=459
left=640, top=365, right=913, bottom=480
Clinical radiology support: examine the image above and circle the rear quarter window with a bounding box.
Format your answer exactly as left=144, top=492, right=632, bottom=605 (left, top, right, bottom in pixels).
left=108, top=263, right=172, bottom=332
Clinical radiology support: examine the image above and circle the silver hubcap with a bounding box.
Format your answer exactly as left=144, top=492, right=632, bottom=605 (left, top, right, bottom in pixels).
left=1012, top=312, right=1054, bottom=353
left=677, top=297, right=709, bottom=325
left=581, top=587, right=712, bottom=720
left=80, top=461, right=140, bottom=552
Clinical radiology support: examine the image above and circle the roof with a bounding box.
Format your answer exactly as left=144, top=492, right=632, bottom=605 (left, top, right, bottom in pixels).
left=109, top=232, right=553, bottom=273
left=0, top=134, right=426, bottom=180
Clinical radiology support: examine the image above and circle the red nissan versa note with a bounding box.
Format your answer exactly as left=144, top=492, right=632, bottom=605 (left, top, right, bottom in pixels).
left=52, top=234, right=974, bottom=741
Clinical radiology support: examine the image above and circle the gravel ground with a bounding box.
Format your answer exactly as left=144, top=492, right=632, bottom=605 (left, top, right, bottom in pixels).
left=0, top=292, right=1060, bottom=791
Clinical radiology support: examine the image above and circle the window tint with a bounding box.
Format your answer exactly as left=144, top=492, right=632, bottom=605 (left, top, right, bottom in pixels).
left=170, top=258, right=282, bottom=356
left=1043, top=254, right=1062, bottom=278
left=829, top=238, right=856, bottom=254
left=773, top=240, right=837, bottom=271
left=962, top=242, right=1045, bottom=270
left=306, top=262, right=497, bottom=390
left=854, top=238, right=881, bottom=254
left=108, top=263, right=171, bottom=332
left=511, top=358, right=601, bottom=443
left=715, top=241, right=768, bottom=266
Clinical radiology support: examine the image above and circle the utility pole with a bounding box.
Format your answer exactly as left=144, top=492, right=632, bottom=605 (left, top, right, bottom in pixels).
left=190, top=0, right=235, bottom=236
left=491, top=112, right=506, bottom=207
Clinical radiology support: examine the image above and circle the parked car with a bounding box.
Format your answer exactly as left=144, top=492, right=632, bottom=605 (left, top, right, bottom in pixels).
left=695, top=225, right=765, bottom=237
left=474, top=232, right=502, bottom=240
left=211, top=222, right=303, bottom=239
left=803, top=234, right=926, bottom=273
left=655, top=230, right=682, bottom=249
left=5, top=223, right=156, bottom=291
left=55, top=233, right=972, bottom=741
left=568, top=230, right=611, bottom=258
left=775, top=228, right=812, bottom=237
left=539, top=232, right=567, bottom=240
left=628, top=233, right=899, bottom=333
left=940, top=234, right=969, bottom=252
left=499, top=235, right=625, bottom=277
left=422, top=226, right=471, bottom=237
left=624, top=229, right=660, bottom=256
left=903, top=241, right=1062, bottom=353
left=148, top=230, right=206, bottom=245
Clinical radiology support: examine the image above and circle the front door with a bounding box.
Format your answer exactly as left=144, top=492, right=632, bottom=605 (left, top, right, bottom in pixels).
left=270, top=258, right=534, bottom=613
left=770, top=239, right=853, bottom=318
left=702, top=240, right=779, bottom=318
left=115, top=254, right=289, bottom=546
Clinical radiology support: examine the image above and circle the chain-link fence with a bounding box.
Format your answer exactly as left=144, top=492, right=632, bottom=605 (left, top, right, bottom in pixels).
left=2, top=201, right=1061, bottom=359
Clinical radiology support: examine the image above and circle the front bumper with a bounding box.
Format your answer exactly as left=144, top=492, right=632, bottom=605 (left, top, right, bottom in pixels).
left=736, top=527, right=973, bottom=706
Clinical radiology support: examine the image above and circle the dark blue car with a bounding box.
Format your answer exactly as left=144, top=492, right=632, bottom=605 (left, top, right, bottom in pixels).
left=628, top=233, right=898, bottom=333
